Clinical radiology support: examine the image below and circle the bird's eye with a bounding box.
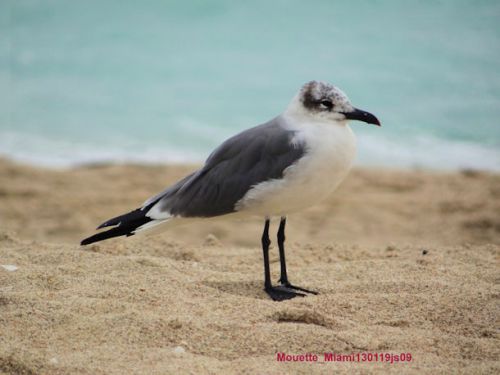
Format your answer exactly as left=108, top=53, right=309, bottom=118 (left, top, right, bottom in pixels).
left=320, top=100, right=333, bottom=110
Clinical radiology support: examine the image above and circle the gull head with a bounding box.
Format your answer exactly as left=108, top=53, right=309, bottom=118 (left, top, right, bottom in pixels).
left=286, top=81, right=381, bottom=126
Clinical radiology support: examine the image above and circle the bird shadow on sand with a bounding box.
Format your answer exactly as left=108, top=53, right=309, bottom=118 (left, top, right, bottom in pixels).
left=203, top=280, right=322, bottom=301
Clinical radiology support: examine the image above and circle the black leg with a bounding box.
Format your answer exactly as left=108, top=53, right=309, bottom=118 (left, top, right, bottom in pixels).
left=261, top=218, right=305, bottom=301
left=261, top=219, right=272, bottom=290
left=277, top=217, right=289, bottom=284
left=277, top=217, right=318, bottom=295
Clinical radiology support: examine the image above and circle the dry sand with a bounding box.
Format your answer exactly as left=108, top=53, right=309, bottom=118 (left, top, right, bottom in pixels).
left=0, top=158, right=499, bottom=374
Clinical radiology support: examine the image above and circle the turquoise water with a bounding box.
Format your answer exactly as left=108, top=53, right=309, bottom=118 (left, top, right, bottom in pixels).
left=1, top=0, right=499, bottom=170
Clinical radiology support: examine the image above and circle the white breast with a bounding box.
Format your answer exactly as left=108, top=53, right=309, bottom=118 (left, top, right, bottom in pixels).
left=236, top=120, right=357, bottom=216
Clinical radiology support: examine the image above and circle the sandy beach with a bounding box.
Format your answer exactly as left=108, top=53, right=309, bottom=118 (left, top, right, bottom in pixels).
left=1, top=158, right=499, bottom=374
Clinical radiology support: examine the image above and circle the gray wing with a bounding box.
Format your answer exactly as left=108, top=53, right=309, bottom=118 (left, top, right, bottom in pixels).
left=144, top=116, right=305, bottom=218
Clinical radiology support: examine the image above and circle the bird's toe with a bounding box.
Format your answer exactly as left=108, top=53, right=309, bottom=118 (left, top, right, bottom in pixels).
left=265, top=285, right=306, bottom=301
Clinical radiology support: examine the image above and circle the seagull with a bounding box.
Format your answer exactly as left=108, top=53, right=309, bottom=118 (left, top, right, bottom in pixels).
left=81, top=81, right=380, bottom=301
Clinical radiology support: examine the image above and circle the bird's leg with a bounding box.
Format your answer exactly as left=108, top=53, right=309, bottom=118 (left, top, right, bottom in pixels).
left=277, top=217, right=318, bottom=295
left=261, top=218, right=305, bottom=301
left=262, top=219, right=273, bottom=290
left=277, top=217, right=289, bottom=284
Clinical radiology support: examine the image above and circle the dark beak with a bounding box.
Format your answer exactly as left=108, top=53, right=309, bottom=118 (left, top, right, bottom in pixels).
left=342, top=108, right=381, bottom=126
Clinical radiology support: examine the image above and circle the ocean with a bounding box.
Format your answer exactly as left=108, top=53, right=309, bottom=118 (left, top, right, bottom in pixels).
left=1, top=0, right=499, bottom=170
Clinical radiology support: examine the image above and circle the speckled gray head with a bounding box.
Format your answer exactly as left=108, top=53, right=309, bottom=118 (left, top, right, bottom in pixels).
left=290, top=80, right=381, bottom=126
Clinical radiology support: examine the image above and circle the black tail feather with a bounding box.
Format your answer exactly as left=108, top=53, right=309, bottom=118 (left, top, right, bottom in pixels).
left=81, top=208, right=153, bottom=246
left=80, top=225, right=136, bottom=246
left=97, top=208, right=146, bottom=229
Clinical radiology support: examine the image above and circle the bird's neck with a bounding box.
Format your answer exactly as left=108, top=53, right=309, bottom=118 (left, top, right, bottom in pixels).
left=282, top=94, right=310, bottom=122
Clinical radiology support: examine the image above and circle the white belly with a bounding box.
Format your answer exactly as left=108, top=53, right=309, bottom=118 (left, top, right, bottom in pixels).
left=236, top=122, right=356, bottom=216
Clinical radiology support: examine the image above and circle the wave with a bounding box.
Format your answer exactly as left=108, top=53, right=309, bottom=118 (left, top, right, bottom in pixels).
left=0, top=131, right=205, bottom=168
left=1, top=130, right=499, bottom=172
left=356, top=133, right=500, bottom=172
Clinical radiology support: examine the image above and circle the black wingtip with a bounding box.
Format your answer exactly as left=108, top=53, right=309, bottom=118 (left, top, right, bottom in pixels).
left=80, top=233, right=104, bottom=246
left=96, top=218, right=119, bottom=230
left=80, top=238, right=92, bottom=246
left=81, top=208, right=152, bottom=247
left=80, top=227, right=137, bottom=247
left=95, top=208, right=147, bottom=230
left=96, top=222, right=110, bottom=230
